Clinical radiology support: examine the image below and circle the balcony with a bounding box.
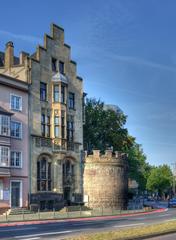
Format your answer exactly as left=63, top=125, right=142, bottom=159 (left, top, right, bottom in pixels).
left=52, top=72, right=68, bottom=84
left=53, top=138, right=67, bottom=152
left=0, top=160, right=10, bottom=177
left=67, top=142, right=80, bottom=153
left=0, top=167, right=10, bottom=176
left=35, top=137, right=52, bottom=148
left=34, top=136, right=80, bottom=153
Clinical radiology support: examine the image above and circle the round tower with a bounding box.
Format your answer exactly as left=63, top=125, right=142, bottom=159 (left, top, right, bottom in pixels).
left=83, top=150, right=128, bottom=209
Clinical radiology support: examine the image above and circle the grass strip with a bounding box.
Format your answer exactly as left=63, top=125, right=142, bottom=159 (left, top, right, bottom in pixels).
left=68, top=220, right=176, bottom=240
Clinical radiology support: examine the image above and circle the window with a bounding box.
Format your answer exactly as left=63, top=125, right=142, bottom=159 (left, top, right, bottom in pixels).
left=41, top=114, right=50, bottom=137
left=61, top=127, right=65, bottom=139
left=0, top=146, right=10, bottom=167
left=59, top=61, right=64, bottom=74
left=52, top=58, right=57, bottom=72
left=37, top=157, right=52, bottom=191
left=61, top=111, right=65, bottom=126
left=48, top=163, right=51, bottom=191
left=11, top=121, right=22, bottom=139
left=61, top=85, right=65, bottom=103
left=11, top=151, right=22, bottom=168
left=53, top=85, right=59, bottom=102
left=40, top=82, right=47, bottom=101
left=0, top=115, right=10, bottom=136
left=67, top=116, right=74, bottom=142
left=63, top=160, right=75, bottom=186
left=69, top=92, right=75, bottom=109
left=0, top=180, right=3, bottom=200
left=10, top=94, right=22, bottom=111
left=54, top=116, right=59, bottom=138
left=61, top=111, right=65, bottom=139
left=41, top=114, right=45, bottom=137
left=46, top=116, right=50, bottom=138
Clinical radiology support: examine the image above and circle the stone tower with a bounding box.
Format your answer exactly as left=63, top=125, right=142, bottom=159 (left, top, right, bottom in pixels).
left=83, top=150, right=128, bottom=209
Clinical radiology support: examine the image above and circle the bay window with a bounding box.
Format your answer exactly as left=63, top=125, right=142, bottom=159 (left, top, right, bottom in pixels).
left=0, top=115, right=10, bottom=136
left=0, top=146, right=10, bottom=167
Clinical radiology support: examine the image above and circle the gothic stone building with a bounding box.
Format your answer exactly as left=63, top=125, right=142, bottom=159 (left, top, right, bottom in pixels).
left=29, top=24, right=84, bottom=210
left=0, top=24, right=84, bottom=210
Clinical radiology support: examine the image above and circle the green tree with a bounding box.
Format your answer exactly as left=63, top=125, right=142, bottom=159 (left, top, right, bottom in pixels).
left=146, top=165, right=173, bottom=196
left=127, top=143, right=152, bottom=191
left=83, top=98, right=134, bottom=152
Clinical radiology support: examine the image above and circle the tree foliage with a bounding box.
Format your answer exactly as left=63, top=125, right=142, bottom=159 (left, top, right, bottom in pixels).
left=146, top=165, right=173, bottom=195
left=127, top=143, right=152, bottom=191
left=83, top=98, right=134, bottom=152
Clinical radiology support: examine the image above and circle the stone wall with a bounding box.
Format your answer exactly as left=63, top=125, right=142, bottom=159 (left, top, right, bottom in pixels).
left=83, top=150, right=128, bottom=209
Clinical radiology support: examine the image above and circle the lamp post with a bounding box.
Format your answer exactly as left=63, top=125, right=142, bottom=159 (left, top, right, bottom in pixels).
left=171, top=163, right=176, bottom=197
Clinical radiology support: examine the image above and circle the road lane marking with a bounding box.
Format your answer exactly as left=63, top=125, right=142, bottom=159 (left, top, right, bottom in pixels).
left=134, top=213, right=171, bottom=220
left=159, top=214, right=171, bottom=217
left=14, top=230, right=79, bottom=238
left=0, top=227, right=37, bottom=232
left=19, top=238, right=40, bottom=240
left=113, top=223, right=145, bottom=228
left=72, top=222, right=96, bottom=226
left=165, top=219, right=176, bottom=222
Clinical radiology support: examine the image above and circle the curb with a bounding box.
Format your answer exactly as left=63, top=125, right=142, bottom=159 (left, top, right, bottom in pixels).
left=103, top=230, right=176, bottom=240
left=0, top=208, right=167, bottom=228
left=119, top=229, right=176, bottom=240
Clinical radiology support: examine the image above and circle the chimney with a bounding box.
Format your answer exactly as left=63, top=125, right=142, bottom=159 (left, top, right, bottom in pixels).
left=5, top=41, right=14, bottom=70
left=20, top=51, right=29, bottom=65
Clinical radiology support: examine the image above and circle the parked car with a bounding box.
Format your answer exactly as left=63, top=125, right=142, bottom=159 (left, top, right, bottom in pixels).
left=168, top=198, right=176, bottom=208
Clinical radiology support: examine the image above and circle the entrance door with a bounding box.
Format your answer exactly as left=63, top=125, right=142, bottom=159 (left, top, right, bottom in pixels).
left=11, top=181, right=21, bottom=208
left=64, top=187, right=71, bottom=205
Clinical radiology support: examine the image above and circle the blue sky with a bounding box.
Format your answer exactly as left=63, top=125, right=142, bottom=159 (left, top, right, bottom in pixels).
left=0, top=0, right=176, bottom=167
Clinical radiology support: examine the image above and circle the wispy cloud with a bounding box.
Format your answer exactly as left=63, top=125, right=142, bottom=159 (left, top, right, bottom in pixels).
left=142, top=140, right=176, bottom=147
left=0, top=30, right=42, bottom=44
left=76, top=43, right=176, bottom=73
left=87, top=79, right=160, bottom=100
left=108, top=54, right=176, bottom=73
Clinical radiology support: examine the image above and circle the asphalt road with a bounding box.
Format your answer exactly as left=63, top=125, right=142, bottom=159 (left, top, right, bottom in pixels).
left=0, top=202, right=175, bottom=240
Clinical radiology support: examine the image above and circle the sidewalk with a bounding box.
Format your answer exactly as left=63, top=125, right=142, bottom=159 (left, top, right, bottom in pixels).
left=0, top=208, right=166, bottom=228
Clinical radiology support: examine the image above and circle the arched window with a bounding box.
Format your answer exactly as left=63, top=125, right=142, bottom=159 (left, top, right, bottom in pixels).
left=37, top=157, right=52, bottom=191
left=62, top=160, right=75, bottom=186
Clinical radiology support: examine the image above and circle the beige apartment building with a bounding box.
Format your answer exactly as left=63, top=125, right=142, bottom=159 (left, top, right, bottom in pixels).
left=0, top=24, right=84, bottom=210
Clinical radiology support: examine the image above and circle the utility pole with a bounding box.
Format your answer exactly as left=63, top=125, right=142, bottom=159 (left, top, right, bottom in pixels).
left=171, top=163, right=176, bottom=196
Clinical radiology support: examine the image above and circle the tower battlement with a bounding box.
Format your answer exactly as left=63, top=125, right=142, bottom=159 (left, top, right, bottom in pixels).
left=85, top=150, right=128, bottom=165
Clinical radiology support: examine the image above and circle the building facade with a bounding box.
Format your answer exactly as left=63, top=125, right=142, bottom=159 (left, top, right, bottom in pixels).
left=0, top=24, right=84, bottom=210
left=0, top=73, right=29, bottom=210
left=29, top=24, right=84, bottom=210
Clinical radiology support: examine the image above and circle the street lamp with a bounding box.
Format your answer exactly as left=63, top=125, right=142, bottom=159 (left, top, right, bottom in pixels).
left=171, top=163, right=176, bottom=197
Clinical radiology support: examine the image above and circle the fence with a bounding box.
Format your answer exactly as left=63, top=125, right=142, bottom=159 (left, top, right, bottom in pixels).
left=0, top=206, right=151, bottom=223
